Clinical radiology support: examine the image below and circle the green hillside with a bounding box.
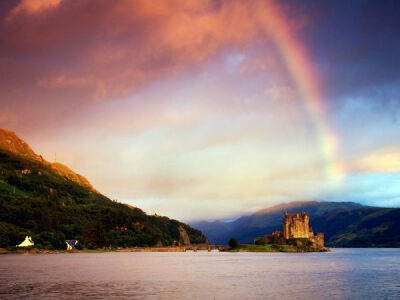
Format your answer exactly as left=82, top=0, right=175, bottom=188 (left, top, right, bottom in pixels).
left=0, top=142, right=206, bottom=250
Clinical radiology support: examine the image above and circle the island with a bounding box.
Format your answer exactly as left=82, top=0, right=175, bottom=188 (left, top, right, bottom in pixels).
left=224, top=212, right=330, bottom=252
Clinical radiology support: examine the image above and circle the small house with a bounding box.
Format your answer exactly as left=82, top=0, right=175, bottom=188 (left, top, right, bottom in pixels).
left=65, top=240, right=79, bottom=250
left=17, top=236, right=34, bottom=247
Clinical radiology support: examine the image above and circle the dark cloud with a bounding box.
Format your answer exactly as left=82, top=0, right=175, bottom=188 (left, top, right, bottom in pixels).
left=296, top=0, right=400, bottom=103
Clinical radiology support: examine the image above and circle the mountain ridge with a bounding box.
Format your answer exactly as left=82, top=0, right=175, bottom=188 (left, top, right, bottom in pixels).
left=0, top=128, right=95, bottom=192
left=191, top=200, right=400, bottom=247
left=0, top=128, right=44, bottom=162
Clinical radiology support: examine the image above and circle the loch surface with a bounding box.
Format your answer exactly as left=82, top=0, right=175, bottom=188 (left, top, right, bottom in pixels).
left=0, top=248, right=399, bottom=299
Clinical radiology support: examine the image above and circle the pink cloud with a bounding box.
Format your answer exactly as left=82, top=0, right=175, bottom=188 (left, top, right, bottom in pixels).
left=0, top=0, right=311, bottom=140
left=1, top=1, right=259, bottom=102
left=0, top=0, right=310, bottom=104
left=8, top=0, right=62, bottom=18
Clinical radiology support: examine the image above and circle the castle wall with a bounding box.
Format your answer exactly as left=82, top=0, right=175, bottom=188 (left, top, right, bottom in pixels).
left=311, top=233, right=324, bottom=248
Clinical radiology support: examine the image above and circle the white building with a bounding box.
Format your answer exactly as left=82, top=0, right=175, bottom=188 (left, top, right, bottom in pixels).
left=17, top=236, right=34, bottom=247
left=65, top=240, right=79, bottom=250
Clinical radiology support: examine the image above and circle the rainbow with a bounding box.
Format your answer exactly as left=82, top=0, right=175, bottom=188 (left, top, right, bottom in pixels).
left=256, top=0, right=342, bottom=180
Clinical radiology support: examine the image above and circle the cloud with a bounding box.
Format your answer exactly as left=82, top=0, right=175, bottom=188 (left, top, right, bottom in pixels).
left=23, top=60, right=327, bottom=220
left=1, top=0, right=260, bottom=103
left=350, top=146, right=400, bottom=174
left=0, top=0, right=312, bottom=135
left=2, top=0, right=400, bottom=219
left=300, top=0, right=400, bottom=102
left=8, top=0, right=62, bottom=17
left=1, top=0, right=399, bottom=128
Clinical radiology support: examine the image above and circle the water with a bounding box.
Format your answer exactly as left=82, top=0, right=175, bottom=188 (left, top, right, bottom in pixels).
left=0, top=248, right=399, bottom=299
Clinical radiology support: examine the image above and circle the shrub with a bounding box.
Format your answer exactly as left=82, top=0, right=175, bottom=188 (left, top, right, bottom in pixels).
left=254, top=238, right=266, bottom=245
left=34, top=243, right=44, bottom=250
left=0, top=222, right=22, bottom=247
left=6, top=246, right=17, bottom=251
left=75, top=241, right=83, bottom=250
left=228, top=237, right=239, bottom=249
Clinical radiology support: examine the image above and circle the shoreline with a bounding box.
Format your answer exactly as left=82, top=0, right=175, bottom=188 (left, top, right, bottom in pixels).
left=0, top=244, right=330, bottom=254
left=0, top=245, right=228, bottom=255
left=221, top=244, right=330, bottom=253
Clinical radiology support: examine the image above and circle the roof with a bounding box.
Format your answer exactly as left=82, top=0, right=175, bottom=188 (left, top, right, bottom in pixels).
left=65, top=240, right=78, bottom=247
left=17, top=236, right=34, bottom=247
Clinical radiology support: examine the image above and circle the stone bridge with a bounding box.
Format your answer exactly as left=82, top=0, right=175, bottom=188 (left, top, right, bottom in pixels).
left=183, top=244, right=229, bottom=252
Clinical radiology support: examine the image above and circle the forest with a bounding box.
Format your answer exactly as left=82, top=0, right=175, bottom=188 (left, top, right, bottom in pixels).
left=0, top=149, right=206, bottom=250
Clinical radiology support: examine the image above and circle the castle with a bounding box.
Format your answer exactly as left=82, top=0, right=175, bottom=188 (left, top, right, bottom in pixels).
left=257, top=212, right=324, bottom=248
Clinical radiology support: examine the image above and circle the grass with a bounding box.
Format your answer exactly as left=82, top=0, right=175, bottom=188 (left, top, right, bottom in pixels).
left=223, top=244, right=279, bottom=252
left=223, top=243, right=328, bottom=252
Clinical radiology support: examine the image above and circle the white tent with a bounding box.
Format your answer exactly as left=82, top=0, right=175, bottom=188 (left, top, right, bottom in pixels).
left=17, top=236, right=34, bottom=247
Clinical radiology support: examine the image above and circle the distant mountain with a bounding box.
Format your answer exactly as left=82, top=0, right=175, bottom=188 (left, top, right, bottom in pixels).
left=312, top=206, right=400, bottom=247
left=190, top=220, right=232, bottom=245
left=191, top=201, right=400, bottom=247
left=0, top=128, right=206, bottom=249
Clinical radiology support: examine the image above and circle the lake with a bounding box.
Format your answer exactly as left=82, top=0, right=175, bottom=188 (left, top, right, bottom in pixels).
left=0, top=248, right=399, bottom=299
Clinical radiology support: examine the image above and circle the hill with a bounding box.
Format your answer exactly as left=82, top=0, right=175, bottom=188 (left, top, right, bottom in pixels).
left=0, top=128, right=206, bottom=249
left=191, top=201, right=400, bottom=247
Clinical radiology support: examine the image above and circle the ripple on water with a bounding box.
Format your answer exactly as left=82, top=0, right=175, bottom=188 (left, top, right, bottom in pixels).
left=0, top=249, right=399, bottom=299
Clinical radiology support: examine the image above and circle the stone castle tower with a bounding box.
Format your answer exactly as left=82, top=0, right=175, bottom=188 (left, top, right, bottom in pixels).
left=283, top=212, right=311, bottom=239
left=255, top=211, right=325, bottom=248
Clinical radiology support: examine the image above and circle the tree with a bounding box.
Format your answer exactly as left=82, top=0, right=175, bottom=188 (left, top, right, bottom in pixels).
left=82, top=220, right=106, bottom=248
left=254, top=238, right=266, bottom=245
left=228, top=237, right=239, bottom=249
left=0, top=149, right=208, bottom=249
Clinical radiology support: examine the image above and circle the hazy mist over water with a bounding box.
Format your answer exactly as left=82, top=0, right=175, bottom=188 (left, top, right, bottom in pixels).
left=1, top=249, right=399, bottom=299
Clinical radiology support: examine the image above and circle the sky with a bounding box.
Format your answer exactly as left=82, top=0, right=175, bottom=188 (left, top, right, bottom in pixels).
left=1, top=0, right=400, bottom=221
